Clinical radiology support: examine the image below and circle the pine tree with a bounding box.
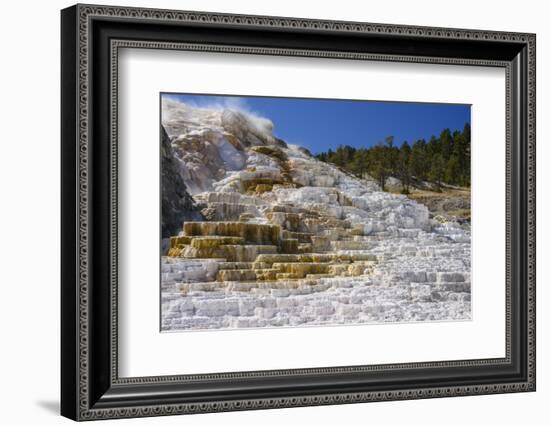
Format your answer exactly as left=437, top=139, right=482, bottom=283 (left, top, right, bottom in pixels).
left=397, top=141, right=412, bottom=193
left=315, top=123, right=471, bottom=192
left=411, top=139, right=428, bottom=181
left=445, top=154, right=460, bottom=185
left=439, top=128, right=454, bottom=162
left=430, top=153, right=445, bottom=191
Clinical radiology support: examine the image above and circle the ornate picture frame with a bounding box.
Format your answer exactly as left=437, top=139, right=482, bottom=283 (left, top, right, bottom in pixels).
left=61, top=4, right=535, bottom=421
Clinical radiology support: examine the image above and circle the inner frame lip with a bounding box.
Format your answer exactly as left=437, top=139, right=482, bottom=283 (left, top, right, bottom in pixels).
left=109, top=38, right=512, bottom=385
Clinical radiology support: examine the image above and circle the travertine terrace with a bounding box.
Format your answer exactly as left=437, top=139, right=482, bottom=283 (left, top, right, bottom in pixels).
left=160, top=98, right=471, bottom=331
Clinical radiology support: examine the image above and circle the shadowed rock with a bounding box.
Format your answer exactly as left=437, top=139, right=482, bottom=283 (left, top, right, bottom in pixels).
left=161, top=125, right=203, bottom=238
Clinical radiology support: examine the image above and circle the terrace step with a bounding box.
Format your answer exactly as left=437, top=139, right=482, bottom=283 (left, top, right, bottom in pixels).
left=272, top=262, right=331, bottom=278
left=281, top=230, right=314, bottom=243
left=217, top=269, right=257, bottom=282
left=183, top=221, right=280, bottom=245
left=217, top=262, right=254, bottom=270
left=182, top=244, right=278, bottom=262
left=331, top=240, right=370, bottom=251
left=190, top=236, right=244, bottom=248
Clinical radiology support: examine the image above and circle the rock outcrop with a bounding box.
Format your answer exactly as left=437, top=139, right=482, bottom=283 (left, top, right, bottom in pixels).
left=161, top=125, right=203, bottom=239
left=160, top=98, right=471, bottom=331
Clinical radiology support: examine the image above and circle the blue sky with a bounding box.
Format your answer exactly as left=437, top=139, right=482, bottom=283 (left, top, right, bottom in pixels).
left=163, top=93, right=470, bottom=154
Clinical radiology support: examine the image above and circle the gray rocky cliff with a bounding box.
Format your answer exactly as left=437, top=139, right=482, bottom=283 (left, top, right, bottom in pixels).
left=161, top=125, right=203, bottom=238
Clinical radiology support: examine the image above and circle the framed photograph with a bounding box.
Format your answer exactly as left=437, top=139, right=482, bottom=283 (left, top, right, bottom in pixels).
left=61, top=4, right=536, bottom=421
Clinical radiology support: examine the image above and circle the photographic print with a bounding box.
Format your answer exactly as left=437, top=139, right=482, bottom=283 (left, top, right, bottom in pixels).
left=160, top=94, right=472, bottom=332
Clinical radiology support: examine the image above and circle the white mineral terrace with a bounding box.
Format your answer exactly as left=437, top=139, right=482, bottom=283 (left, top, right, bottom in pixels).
left=160, top=99, right=471, bottom=331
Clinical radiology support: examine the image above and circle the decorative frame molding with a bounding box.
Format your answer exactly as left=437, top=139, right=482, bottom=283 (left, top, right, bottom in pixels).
left=61, top=4, right=535, bottom=421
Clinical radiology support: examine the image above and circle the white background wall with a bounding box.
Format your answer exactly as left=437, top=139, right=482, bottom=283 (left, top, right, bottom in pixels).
left=0, top=0, right=547, bottom=424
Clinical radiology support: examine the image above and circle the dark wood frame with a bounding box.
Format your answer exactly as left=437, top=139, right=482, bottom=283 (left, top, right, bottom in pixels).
left=61, top=3, right=536, bottom=421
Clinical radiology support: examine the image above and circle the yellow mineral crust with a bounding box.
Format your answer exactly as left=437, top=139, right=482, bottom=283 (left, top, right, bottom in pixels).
left=183, top=221, right=280, bottom=245
left=169, top=215, right=377, bottom=288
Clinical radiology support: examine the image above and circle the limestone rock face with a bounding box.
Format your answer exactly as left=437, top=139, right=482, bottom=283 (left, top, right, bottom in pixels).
left=161, top=125, right=203, bottom=238
left=160, top=98, right=471, bottom=331
left=221, top=110, right=276, bottom=147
